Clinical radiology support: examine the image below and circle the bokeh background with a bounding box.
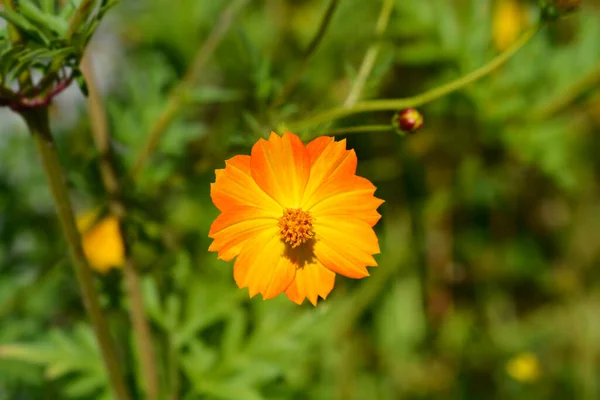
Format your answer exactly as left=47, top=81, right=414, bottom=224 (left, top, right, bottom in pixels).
left=1, top=0, right=600, bottom=399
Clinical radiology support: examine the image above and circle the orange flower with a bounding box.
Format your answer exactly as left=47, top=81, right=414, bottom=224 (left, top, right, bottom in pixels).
left=209, top=132, right=383, bottom=305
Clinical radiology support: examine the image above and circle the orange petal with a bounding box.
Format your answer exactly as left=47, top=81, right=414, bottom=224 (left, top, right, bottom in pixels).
left=208, top=206, right=278, bottom=261
left=234, top=227, right=297, bottom=300
left=313, top=216, right=380, bottom=279
left=211, top=155, right=281, bottom=212
left=301, top=139, right=358, bottom=208
left=306, top=136, right=333, bottom=163
left=285, top=258, right=335, bottom=306
left=309, top=175, right=384, bottom=227
left=250, top=132, right=310, bottom=208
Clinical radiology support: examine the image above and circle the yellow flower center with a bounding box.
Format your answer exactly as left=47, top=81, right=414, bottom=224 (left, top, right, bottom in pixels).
left=278, top=208, right=314, bottom=248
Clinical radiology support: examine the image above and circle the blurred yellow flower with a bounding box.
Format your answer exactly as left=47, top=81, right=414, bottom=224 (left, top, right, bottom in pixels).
left=77, top=210, right=125, bottom=273
left=506, top=352, right=541, bottom=383
left=492, top=0, right=527, bottom=51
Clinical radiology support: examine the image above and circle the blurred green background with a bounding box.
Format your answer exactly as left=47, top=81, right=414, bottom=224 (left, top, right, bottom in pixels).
left=1, top=0, right=600, bottom=399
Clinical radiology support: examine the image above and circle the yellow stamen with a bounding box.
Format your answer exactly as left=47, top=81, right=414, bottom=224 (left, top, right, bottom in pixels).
left=278, top=208, right=314, bottom=248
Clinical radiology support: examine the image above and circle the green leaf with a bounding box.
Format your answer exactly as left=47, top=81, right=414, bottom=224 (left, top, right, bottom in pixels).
left=19, top=0, right=68, bottom=37
left=221, top=309, right=247, bottom=359
left=40, top=0, right=56, bottom=14
left=142, top=277, right=166, bottom=329
left=0, top=324, right=109, bottom=399
left=0, top=9, right=50, bottom=45
left=64, top=373, right=105, bottom=398
left=74, top=68, right=89, bottom=96
left=200, top=382, right=264, bottom=400
left=376, top=275, right=426, bottom=356
left=59, top=0, right=80, bottom=20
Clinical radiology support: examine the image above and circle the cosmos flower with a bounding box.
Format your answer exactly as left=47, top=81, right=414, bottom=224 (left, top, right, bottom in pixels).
left=208, top=132, right=383, bottom=305
left=77, top=210, right=125, bottom=273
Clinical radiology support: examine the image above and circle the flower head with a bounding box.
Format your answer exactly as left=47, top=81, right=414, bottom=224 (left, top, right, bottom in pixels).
left=209, top=132, right=383, bottom=305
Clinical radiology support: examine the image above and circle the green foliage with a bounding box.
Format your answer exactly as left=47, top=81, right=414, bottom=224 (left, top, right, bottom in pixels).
left=0, top=0, right=117, bottom=101
left=0, top=325, right=110, bottom=400
left=2, top=0, right=600, bottom=399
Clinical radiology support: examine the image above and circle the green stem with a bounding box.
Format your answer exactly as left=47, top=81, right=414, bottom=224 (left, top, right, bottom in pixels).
left=289, top=24, right=541, bottom=131
left=270, top=0, right=341, bottom=108
left=21, top=108, right=131, bottom=400
left=310, top=124, right=392, bottom=139
left=81, top=56, right=160, bottom=400
left=344, top=0, right=394, bottom=107
left=167, top=335, right=180, bottom=400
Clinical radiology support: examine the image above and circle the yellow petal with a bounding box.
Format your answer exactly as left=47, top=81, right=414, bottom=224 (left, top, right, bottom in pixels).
left=308, top=175, right=384, bottom=227
left=285, top=258, right=335, bottom=306
left=250, top=132, right=310, bottom=208
left=211, top=155, right=280, bottom=212
left=301, top=138, right=358, bottom=209
left=314, top=216, right=380, bottom=278
left=208, top=206, right=278, bottom=261
left=234, top=227, right=297, bottom=300
left=81, top=216, right=125, bottom=273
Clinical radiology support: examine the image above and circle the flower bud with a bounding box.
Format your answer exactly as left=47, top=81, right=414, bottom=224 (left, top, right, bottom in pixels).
left=393, top=108, right=423, bottom=135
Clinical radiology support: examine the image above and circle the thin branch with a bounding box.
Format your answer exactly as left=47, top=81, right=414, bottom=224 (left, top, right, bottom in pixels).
left=21, top=107, right=131, bottom=400
left=344, top=0, right=394, bottom=108
left=309, top=124, right=392, bottom=139
left=130, top=0, right=250, bottom=179
left=289, top=24, right=541, bottom=131
left=81, top=55, right=160, bottom=400
left=10, top=74, right=74, bottom=111
left=270, top=0, right=341, bottom=108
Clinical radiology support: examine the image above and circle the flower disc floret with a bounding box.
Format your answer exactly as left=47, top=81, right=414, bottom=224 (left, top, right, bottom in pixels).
left=278, top=208, right=315, bottom=248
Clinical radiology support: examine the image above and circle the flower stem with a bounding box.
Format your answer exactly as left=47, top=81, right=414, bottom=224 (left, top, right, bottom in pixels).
left=130, top=0, right=250, bottom=179
left=309, top=124, right=392, bottom=139
left=21, top=107, right=131, bottom=400
left=289, top=24, right=541, bottom=131
left=343, top=0, right=394, bottom=108
left=270, top=0, right=341, bottom=109
left=81, top=56, right=160, bottom=400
